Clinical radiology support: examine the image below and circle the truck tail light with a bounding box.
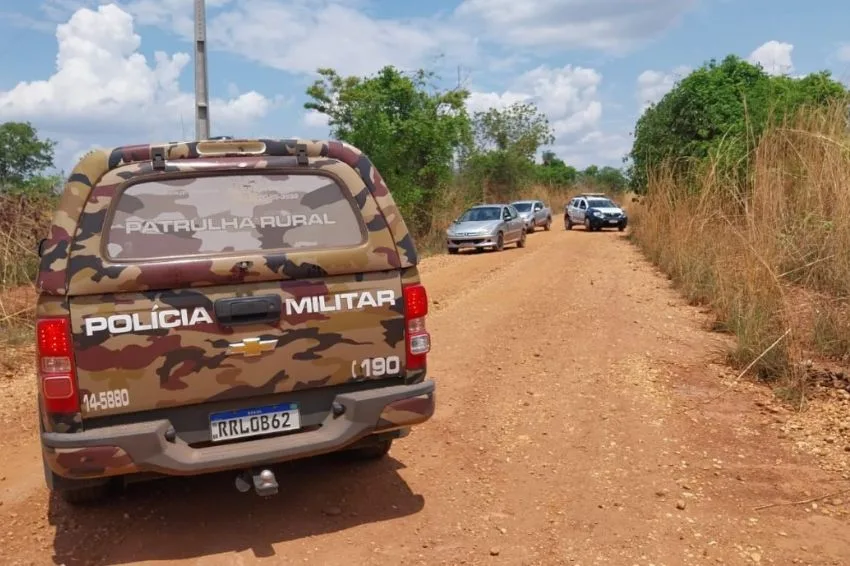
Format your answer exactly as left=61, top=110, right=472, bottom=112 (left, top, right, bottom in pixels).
left=36, top=317, right=80, bottom=414
left=402, top=283, right=430, bottom=370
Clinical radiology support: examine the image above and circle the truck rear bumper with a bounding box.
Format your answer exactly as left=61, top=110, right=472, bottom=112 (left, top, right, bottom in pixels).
left=42, top=379, right=435, bottom=480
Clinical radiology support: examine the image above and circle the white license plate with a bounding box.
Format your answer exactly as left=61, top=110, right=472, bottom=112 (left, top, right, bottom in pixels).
left=459, top=241, right=475, bottom=247
left=209, top=402, right=301, bottom=442
left=608, top=219, right=618, bottom=224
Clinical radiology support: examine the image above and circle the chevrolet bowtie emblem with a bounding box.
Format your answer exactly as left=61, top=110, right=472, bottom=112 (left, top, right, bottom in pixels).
left=226, top=337, right=277, bottom=357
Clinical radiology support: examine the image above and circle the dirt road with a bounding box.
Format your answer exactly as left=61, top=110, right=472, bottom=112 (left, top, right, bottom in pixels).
left=2, top=228, right=849, bottom=565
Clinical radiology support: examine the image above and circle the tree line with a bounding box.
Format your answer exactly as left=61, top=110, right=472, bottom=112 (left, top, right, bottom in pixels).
left=627, top=55, right=848, bottom=192
left=5, top=53, right=844, bottom=238
left=0, top=66, right=630, bottom=238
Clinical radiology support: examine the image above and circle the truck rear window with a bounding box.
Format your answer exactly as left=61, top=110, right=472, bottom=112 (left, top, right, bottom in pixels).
left=106, top=173, right=364, bottom=260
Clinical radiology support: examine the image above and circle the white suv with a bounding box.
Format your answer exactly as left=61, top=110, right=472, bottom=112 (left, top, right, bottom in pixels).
left=564, top=193, right=628, bottom=232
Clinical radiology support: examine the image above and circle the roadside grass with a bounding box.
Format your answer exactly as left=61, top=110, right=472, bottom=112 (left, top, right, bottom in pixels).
left=0, top=193, right=52, bottom=343
left=627, top=101, right=850, bottom=403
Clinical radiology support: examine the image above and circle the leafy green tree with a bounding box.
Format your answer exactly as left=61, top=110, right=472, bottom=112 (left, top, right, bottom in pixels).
left=304, top=66, right=473, bottom=234
left=464, top=102, right=555, bottom=197
left=0, top=122, right=56, bottom=189
left=535, top=150, right=578, bottom=186
left=628, top=55, right=847, bottom=192
left=472, top=102, right=554, bottom=158
left=591, top=166, right=629, bottom=192
left=582, top=165, right=599, bottom=178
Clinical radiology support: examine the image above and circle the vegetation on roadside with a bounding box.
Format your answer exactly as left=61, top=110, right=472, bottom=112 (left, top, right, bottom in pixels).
left=0, top=122, right=61, bottom=333
left=625, top=54, right=850, bottom=395
left=303, top=65, right=626, bottom=240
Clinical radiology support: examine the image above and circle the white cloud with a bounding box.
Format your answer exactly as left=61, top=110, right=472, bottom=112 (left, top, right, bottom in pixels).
left=836, top=43, right=850, bottom=62
left=302, top=110, right=330, bottom=128
left=467, top=64, right=611, bottom=166
left=466, top=91, right=531, bottom=114
left=132, top=0, right=478, bottom=78
left=636, top=65, right=691, bottom=110
left=32, top=1, right=688, bottom=77
left=748, top=40, right=794, bottom=76
left=550, top=131, right=632, bottom=169
left=469, top=65, right=603, bottom=136
left=454, top=0, right=699, bottom=53
left=0, top=4, right=275, bottom=140
left=516, top=65, right=602, bottom=135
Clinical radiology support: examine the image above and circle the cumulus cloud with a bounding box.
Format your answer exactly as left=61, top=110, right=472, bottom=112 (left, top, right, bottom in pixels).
left=469, top=65, right=603, bottom=137
left=516, top=65, right=603, bottom=136
left=0, top=4, right=281, bottom=172
left=466, top=64, right=612, bottom=165
left=454, top=0, right=699, bottom=53
left=0, top=3, right=275, bottom=139
left=29, top=1, right=691, bottom=75
left=114, top=0, right=478, bottom=78
left=302, top=110, right=330, bottom=129
left=550, top=131, right=632, bottom=169
left=748, top=40, right=794, bottom=76
left=636, top=65, right=691, bottom=110
left=466, top=91, right=532, bottom=114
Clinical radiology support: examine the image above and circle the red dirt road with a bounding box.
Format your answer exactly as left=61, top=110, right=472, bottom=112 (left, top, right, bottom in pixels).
left=1, top=228, right=849, bottom=565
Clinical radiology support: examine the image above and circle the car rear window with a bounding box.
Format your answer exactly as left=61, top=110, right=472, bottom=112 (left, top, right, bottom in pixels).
left=106, top=173, right=364, bottom=260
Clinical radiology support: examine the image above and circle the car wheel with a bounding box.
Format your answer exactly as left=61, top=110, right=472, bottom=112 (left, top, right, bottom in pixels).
left=495, top=231, right=504, bottom=251
left=544, top=217, right=551, bottom=231
left=565, top=216, right=573, bottom=230
left=584, top=218, right=592, bottom=231
left=517, top=230, right=526, bottom=248
left=43, top=458, right=111, bottom=506
left=448, top=247, right=458, bottom=254
left=618, top=224, right=625, bottom=232
left=527, top=223, right=534, bottom=233
left=342, top=438, right=393, bottom=461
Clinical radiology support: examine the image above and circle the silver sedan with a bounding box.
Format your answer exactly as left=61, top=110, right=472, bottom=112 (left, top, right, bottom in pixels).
left=445, top=204, right=527, bottom=254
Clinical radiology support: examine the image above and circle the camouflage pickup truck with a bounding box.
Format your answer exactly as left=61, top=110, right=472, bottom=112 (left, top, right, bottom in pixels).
left=35, top=138, right=435, bottom=504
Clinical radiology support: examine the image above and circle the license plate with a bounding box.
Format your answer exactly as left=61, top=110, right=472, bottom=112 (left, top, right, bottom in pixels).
left=209, top=402, right=301, bottom=442
left=608, top=219, right=618, bottom=224
left=459, top=241, right=475, bottom=247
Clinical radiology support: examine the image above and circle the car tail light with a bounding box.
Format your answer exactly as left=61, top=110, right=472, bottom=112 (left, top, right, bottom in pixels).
left=36, top=317, right=80, bottom=414
left=402, top=283, right=430, bottom=370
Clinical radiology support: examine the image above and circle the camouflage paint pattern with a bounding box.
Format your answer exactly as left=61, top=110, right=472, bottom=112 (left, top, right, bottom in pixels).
left=43, top=445, right=139, bottom=478
left=374, top=392, right=435, bottom=432
left=36, top=139, right=418, bottom=296
left=70, top=270, right=407, bottom=417
left=34, top=138, right=425, bottom=432
left=107, top=173, right=364, bottom=260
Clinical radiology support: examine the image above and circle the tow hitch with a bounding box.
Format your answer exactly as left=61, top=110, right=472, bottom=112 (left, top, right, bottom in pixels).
left=235, top=468, right=278, bottom=497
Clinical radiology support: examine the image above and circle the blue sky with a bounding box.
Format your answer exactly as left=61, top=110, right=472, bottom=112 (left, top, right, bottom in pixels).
left=1, top=0, right=848, bottom=174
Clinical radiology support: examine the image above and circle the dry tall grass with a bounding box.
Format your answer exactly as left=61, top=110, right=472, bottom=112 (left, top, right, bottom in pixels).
left=0, top=193, right=54, bottom=339
left=628, top=101, right=850, bottom=390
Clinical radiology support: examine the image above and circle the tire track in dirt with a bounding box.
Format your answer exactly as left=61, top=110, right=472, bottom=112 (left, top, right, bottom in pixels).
left=1, top=228, right=849, bottom=565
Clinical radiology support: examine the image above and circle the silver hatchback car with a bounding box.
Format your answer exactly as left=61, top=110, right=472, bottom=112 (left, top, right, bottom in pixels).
left=446, top=204, right=527, bottom=254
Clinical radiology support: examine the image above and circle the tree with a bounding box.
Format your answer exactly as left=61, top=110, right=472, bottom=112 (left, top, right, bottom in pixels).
left=0, top=122, right=56, bottom=189
left=535, top=151, right=578, bottom=186
left=304, top=66, right=473, bottom=234
left=628, top=55, right=848, bottom=192
left=471, top=102, right=554, bottom=159
left=464, top=102, right=555, bottom=197
left=586, top=166, right=629, bottom=192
